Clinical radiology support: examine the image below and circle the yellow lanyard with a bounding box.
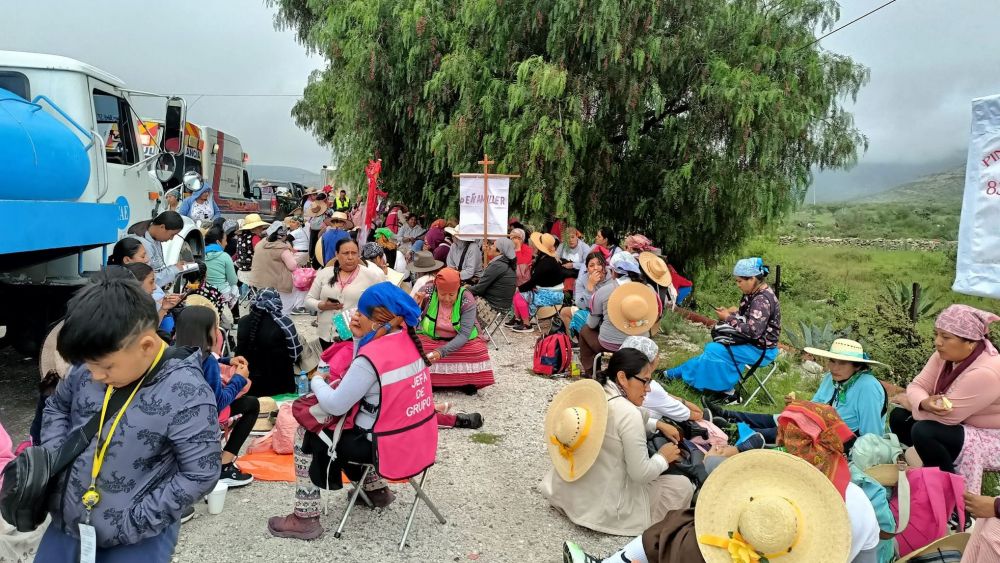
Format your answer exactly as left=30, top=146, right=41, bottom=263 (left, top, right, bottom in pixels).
left=81, top=343, right=166, bottom=515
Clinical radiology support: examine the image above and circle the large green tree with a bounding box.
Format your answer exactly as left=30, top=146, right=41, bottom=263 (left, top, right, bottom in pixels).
left=271, top=0, right=868, bottom=267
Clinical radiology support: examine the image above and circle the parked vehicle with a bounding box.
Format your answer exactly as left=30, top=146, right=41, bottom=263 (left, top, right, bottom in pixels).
left=251, top=179, right=305, bottom=219
left=0, top=50, right=200, bottom=356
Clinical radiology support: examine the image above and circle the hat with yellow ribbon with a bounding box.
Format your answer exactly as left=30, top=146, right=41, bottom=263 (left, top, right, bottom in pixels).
left=544, top=379, right=608, bottom=482
left=695, top=450, right=851, bottom=563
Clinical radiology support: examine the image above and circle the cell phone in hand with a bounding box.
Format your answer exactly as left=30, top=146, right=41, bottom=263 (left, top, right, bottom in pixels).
left=327, top=297, right=341, bottom=304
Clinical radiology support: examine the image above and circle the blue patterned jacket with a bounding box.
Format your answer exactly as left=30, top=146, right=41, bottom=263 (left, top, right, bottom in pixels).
left=42, top=348, right=221, bottom=548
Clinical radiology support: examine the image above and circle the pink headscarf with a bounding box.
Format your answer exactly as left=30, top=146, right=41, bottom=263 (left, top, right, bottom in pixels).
left=936, top=305, right=1000, bottom=355
left=624, top=234, right=654, bottom=253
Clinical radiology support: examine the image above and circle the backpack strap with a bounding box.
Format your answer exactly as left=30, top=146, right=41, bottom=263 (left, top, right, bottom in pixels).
left=878, top=459, right=911, bottom=540
left=457, top=242, right=472, bottom=272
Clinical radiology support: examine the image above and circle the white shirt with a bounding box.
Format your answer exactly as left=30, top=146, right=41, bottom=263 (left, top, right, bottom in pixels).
left=291, top=227, right=310, bottom=252
left=190, top=200, right=214, bottom=221
left=642, top=381, right=692, bottom=421
left=845, top=482, right=881, bottom=562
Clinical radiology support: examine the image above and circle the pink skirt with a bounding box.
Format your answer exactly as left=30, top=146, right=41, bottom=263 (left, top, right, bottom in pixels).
left=418, top=335, right=495, bottom=389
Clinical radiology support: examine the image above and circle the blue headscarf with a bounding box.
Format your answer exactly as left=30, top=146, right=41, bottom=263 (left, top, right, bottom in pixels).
left=356, top=282, right=422, bottom=348
left=733, top=257, right=768, bottom=277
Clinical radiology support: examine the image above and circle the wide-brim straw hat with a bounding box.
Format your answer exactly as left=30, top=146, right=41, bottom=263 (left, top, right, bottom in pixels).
left=607, top=282, right=659, bottom=336
left=39, top=320, right=70, bottom=379
left=544, top=380, right=608, bottom=482
left=638, top=251, right=676, bottom=291
left=896, top=532, right=970, bottom=562
left=253, top=397, right=279, bottom=432
left=530, top=232, right=558, bottom=257
left=803, top=338, right=886, bottom=367
left=695, top=450, right=851, bottom=563
left=304, top=200, right=329, bottom=219
left=241, top=213, right=269, bottom=231
left=444, top=226, right=458, bottom=237
left=407, top=250, right=445, bottom=273
left=329, top=211, right=349, bottom=223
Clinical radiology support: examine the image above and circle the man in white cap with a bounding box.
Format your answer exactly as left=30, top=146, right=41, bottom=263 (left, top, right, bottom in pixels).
left=445, top=228, right=483, bottom=283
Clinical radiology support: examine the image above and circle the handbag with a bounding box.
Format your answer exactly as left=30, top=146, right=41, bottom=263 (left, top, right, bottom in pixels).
left=647, top=433, right=709, bottom=487
left=0, top=347, right=185, bottom=532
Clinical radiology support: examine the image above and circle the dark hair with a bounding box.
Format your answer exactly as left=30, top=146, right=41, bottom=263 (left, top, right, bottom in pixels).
left=173, top=305, right=217, bottom=354
left=107, top=237, right=144, bottom=266
left=124, top=262, right=154, bottom=285
left=596, top=348, right=649, bottom=386
left=598, top=226, right=619, bottom=248
left=584, top=251, right=607, bottom=269
left=57, top=272, right=158, bottom=363
left=266, top=227, right=286, bottom=243
left=183, top=260, right=208, bottom=285
left=152, top=211, right=184, bottom=231
left=327, top=238, right=360, bottom=287
left=340, top=189, right=346, bottom=194
left=205, top=226, right=225, bottom=246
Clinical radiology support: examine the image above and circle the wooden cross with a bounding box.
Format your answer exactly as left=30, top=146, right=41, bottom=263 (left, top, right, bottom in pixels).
left=479, top=154, right=495, bottom=265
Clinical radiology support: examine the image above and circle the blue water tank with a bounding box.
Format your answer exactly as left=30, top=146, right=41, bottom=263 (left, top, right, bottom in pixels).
left=0, top=87, right=91, bottom=201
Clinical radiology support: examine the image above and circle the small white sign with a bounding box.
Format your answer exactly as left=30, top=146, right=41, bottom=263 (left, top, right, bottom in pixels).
left=458, top=175, right=510, bottom=239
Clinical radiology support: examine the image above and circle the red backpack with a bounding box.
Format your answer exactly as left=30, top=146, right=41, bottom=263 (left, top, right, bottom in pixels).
left=533, top=333, right=572, bottom=375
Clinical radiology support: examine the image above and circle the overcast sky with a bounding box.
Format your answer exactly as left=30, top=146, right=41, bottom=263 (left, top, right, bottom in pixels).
left=2, top=0, right=996, bottom=185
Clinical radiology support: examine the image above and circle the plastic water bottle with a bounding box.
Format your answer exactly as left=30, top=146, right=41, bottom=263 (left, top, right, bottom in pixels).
left=296, top=370, right=309, bottom=396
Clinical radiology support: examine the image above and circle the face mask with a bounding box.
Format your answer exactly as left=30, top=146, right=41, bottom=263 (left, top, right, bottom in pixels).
left=152, top=286, right=165, bottom=308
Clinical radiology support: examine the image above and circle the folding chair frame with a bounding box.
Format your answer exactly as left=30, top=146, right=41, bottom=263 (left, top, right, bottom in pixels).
left=482, top=308, right=513, bottom=350
left=334, top=465, right=447, bottom=551
left=739, top=361, right=778, bottom=405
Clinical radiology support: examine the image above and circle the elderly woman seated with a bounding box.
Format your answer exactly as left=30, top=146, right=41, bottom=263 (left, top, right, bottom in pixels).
left=416, top=267, right=496, bottom=392
left=542, top=349, right=695, bottom=537
left=235, top=289, right=303, bottom=397
left=707, top=339, right=888, bottom=450
left=889, top=304, right=1000, bottom=481
left=664, top=257, right=781, bottom=399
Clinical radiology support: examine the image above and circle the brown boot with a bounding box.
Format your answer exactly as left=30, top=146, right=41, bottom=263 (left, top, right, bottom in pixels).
left=364, top=486, right=395, bottom=508
left=267, top=513, right=324, bottom=540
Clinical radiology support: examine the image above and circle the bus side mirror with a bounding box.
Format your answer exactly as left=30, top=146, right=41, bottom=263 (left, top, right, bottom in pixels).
left=162, top=97, right=187, bottom=156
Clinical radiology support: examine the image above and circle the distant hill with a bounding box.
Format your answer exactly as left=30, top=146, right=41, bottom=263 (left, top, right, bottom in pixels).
left=805, top=152, right=965, bottom=203
left=856, top=166, right=965, bottom=206
left=248, top=165, right=322, bottom=187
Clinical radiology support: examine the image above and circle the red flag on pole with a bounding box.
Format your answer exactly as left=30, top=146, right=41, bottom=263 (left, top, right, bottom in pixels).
left=361, top=159, right=385, bottom=243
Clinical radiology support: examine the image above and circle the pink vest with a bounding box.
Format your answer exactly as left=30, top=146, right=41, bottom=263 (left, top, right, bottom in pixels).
left=358, top=330, right=438, bottom=480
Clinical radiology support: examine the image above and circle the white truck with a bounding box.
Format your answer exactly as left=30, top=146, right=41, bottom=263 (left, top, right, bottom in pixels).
left=0, top=50, right=201, bottom=356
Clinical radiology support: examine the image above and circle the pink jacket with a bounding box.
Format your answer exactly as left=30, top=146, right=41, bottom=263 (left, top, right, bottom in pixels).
left=0, top=422, right=13, bottom=489
left=906, top=351, right=1000, bottom=428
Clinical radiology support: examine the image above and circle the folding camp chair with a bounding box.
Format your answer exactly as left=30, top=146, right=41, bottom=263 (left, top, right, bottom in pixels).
left=334, top=464, right=447, bottom=551
left=591, top=351, right=613, bottom=380
left=481, top=308, right=513, bottom=350
left=736, top=360, right=778, bottom=405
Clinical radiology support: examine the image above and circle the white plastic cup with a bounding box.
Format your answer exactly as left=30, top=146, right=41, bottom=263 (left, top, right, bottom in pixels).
left=206, top=482, right=229, bottom=515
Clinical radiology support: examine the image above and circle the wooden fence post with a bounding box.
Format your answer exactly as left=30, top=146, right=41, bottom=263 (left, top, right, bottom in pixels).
left=774, top=264, right=782, bottom=300
left=909, top=282, right=921, bottom=322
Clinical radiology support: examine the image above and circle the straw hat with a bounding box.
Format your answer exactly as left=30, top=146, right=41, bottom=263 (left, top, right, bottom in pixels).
left=544, top=380, right=608, bottom=482
left=407, top=250, right=444, bottom=274
left=607, top=282, right=659, bottom=336
left=638, top=252, right=676, bottom=292
left=253, top=397, right=279, bottom=432
left=803, top=339, right=886, bottom=367
left=329, top=211, right=348, bottom=223
left=241, top=213, right=269, bottom=231
left=39, top=320, right=70, bottom=379
left=695, top=450, right=851, bottom=563
left=530, top=232, right=558, bottom=258
left=443, top=226, right=458, bottom=237
left=184, top=295, right=220, bottom=324
left=304, top=200, right=329, bottom=219
left=896, top=533, right=970, bottom=562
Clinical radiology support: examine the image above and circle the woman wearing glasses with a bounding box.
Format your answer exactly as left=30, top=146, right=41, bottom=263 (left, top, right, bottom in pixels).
left=540, top=348, right=696, bottom=536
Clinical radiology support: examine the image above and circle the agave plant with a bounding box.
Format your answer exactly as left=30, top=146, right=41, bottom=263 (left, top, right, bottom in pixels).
left=785, top=320, right=851, bottom=351
left=884, top=281, right=941, bottom=321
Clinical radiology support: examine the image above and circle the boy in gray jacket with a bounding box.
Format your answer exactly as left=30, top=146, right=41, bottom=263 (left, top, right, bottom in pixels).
left=36, top=273, right=221, bottom=562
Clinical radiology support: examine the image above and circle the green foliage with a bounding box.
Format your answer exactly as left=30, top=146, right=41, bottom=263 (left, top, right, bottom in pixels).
left=268, top=0, right=868, bottom=268
left=855, top=301, right=932, bottom=388
left=883, top=281, right=942, bottom=321
left=785, top=320, right=849, bottom=351
left=783, top=202, right=960, bottom=240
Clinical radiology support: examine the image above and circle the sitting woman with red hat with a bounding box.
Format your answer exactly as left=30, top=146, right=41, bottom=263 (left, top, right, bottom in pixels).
left=509, top=232, right=576, bottom=333
left=417, top=267, right=496, bottom=392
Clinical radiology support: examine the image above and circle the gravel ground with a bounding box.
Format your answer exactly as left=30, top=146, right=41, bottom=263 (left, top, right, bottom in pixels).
left=174, top=317, right=625, bottom=562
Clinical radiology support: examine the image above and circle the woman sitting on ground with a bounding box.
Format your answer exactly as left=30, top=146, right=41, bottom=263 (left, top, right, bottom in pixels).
left=592, top=226, right=622, bottom=258
left=560, top=250, right=610, bottom=344
left=417, top=268, right=495, bottom=392
left=578, top=253, right=655, bottom=377
left=204, top=225, right=240, bottom=306
left=708, top=339, right=888, bottom=451
left=424, top=218, right=448, bottom=254
left=510, top=232, right=575, bottom=332
left=361, top=242, right=405, bottom=287
left=236, top=289, right=303, bottom=397
left=306, top=238, right=385, bottom=350
left=664, top=257, right=781, bottom=398
left=174, top=305, right=257, bottom=488
left=268, top=283, right=437, bottom=540
left=181, top=260, right=234, bottom=332
left=889, top=304, right=1000, bottom=475
left=467, top=238, right=518, bottom=329
left=638, top=252, right=678, bottom=309
left=541, top=350, right=695, bottom=537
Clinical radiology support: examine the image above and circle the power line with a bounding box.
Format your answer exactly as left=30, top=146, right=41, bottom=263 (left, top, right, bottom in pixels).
left=796, top=0, right=901, bottom=52
left=175, top=93, right=303, bottom=97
